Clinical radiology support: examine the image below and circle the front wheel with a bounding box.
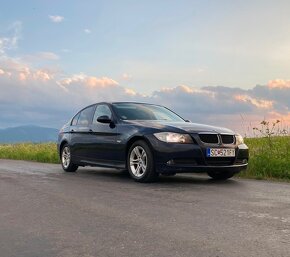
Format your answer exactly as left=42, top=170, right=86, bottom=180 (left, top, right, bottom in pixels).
left=207, top=170, right=235, bottom=180
left=61, top=144, right=78, bottom=172
left=127, top=140, right=159, bottom=183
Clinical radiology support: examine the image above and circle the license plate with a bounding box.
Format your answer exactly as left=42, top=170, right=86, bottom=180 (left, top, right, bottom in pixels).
left=206, top=148, right=235, bottom=157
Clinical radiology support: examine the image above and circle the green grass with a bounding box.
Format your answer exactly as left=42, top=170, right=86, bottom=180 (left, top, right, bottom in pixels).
left=0, top=142, right=59, bottom=164
left=239, top=136, right=290, bottom=181
left=0, top=137, right=290, bottom=182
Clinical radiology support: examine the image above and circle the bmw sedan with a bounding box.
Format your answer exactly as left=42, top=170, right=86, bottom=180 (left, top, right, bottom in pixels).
left=58, top=102, right=248, bottom=182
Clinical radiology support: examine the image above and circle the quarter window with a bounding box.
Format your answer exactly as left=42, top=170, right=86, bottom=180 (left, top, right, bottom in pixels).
left=77, top=106, right=95, bottom=126
left=71, top=113, right=80, bottom=126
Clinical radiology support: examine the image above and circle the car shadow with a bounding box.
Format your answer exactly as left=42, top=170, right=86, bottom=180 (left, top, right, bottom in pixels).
left=73, top=167, right=242, bottom=187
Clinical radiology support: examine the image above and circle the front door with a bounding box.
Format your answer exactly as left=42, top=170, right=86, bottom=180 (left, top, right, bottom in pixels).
left=87, top=104, right=123, bottom=167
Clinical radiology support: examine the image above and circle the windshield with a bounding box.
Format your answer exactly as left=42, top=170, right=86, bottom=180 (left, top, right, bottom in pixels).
left=112, top=103, right=185, bottom=122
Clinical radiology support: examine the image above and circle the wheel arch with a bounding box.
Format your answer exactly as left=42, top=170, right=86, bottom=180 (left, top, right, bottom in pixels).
left=59, top=140, right=68, bottom=158
left=125, top=136, right=154, bottom=168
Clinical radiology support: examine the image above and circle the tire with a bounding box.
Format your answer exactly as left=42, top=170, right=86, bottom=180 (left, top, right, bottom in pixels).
left=61, top=144, right=78, bottom=172
left=207, top=170, right=235, bottom=180
left=127, top=140, right=159, bottom=183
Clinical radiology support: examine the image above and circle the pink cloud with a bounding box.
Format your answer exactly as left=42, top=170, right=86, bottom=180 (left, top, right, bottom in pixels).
left=160, top=85, right=215, bottom=98
left=0, top=53, right=290, bottom=136
left=268, top=79, right=290, bottom=89
left=267, top=111, right=290, bottom=124
left=125, top=88, right=137, bottom=96
left=33, top=70, right=53, bottom=81
left=0, top=68, right=11, bottom=77
left=6, top=65, right=53, bottom=82
left=19, top=72, right=27, bottom=81
left=58, top=74, right=119, bottom=89
left=86, top=76, right=118, bottom=88
left=234, top=94, right=273, bottom=109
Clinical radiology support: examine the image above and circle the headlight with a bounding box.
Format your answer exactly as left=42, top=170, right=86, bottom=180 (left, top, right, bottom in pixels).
left=153, top=132, right=193, bottom=143
left=235, top=134, right=244, bottom=145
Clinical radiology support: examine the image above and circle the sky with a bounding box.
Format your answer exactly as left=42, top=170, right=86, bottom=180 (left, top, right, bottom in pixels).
left=0, top=0, right=290, bottom=135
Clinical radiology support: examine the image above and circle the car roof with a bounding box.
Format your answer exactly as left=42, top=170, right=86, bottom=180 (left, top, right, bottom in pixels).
left=110, top=102, right=164, bottom=107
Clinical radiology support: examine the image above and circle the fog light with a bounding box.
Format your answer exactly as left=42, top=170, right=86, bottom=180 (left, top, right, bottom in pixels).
left=167, top=159, right=175, bottom=165
left=242, top=159, right=247, bottom=164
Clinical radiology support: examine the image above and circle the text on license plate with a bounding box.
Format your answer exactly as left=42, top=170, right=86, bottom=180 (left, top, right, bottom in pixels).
left=206, top=148, right=235, bottom=157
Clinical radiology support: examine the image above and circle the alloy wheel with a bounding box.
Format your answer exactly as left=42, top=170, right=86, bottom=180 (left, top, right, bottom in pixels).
left=62, top=146, right=71, bottom=169
left=129, top=146, right=147, bottom=178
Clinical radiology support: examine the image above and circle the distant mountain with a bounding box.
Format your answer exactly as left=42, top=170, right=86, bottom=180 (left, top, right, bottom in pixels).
left=0, top=125, right=59, bottom=143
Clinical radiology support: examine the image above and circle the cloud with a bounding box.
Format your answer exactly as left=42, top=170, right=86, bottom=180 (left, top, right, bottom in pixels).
left=234, top=94, right=273, bottom=109
left=22, top=51, right=60, bottom=62
left=0, top=58, right=141, bottom=127
left=0, top=21, right=22, bottom=55
left=84, top=29, right=91, bottom=34
left=58, top=74, right=119, bottom=89
left=125, top=88, right=137, bottom=96
left=37, top=52, right=59, bottom=60
left=149, top=83, right=290, bottom=134
left=0, top=54, right=290, bottom=135
left=160, top=85, right=215, bottom=97
left=268, top=79, right=290, bottom=89
left=122, top=73, right=132, bottom=80
left=49, top=15, right=64, bottom=23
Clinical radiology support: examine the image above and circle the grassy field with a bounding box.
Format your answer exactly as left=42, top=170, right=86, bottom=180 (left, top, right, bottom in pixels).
left=0, top=143, right=59, bottom=164
left=0, top=137, right=289, bottom=181
left=240, top=136, right=290, bottom=181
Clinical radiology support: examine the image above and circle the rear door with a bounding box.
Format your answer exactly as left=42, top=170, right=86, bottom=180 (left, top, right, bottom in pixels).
left=70, top=105, right=96, bottom=161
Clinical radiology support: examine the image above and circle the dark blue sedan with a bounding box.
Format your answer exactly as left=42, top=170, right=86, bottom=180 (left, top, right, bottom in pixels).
left=58, top=102, right=248, bottom=182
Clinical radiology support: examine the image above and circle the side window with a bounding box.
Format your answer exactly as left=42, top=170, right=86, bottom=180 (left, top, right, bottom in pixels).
left=71, top=113, right=80, bottom=126
left=77, top=106, right=95, bottom=126
left=93, top=105, right=112, bottom=124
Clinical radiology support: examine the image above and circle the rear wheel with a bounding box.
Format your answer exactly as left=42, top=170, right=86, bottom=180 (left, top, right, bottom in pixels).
left=207, top=170, right=235, bottom=180
left=127, top=140, right=159, bottom=183
left=61, top=144, right=78, bottom=172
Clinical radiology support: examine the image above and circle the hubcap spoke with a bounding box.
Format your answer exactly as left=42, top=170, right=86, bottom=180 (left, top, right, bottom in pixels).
left=136, top=164, right=141, bottom=176
left=141, top=151, right=146, bottom=159
left=130, top=159, right=139, bottom=165
left=133, top=147, right=141, bottom=158
left=140, top=163, right=146, bottom=172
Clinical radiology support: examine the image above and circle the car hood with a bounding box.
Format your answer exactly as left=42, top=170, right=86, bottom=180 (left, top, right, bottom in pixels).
left=125, top=120, right=235, bottom=134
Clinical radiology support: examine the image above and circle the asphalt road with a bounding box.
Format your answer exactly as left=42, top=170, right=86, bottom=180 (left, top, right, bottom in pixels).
left=0, top=159, right=289, bottom=257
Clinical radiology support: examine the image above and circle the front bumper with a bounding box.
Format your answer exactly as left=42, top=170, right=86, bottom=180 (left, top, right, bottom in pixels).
left=145, top=134, right=249, bottom=174
left=156, top=162, right=248, bottom=174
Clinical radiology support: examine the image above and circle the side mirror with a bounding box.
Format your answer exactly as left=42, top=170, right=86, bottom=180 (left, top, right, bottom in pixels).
left=185, top=119, right=191, bottom=123
left=97, top=115, right=112, bottom=124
